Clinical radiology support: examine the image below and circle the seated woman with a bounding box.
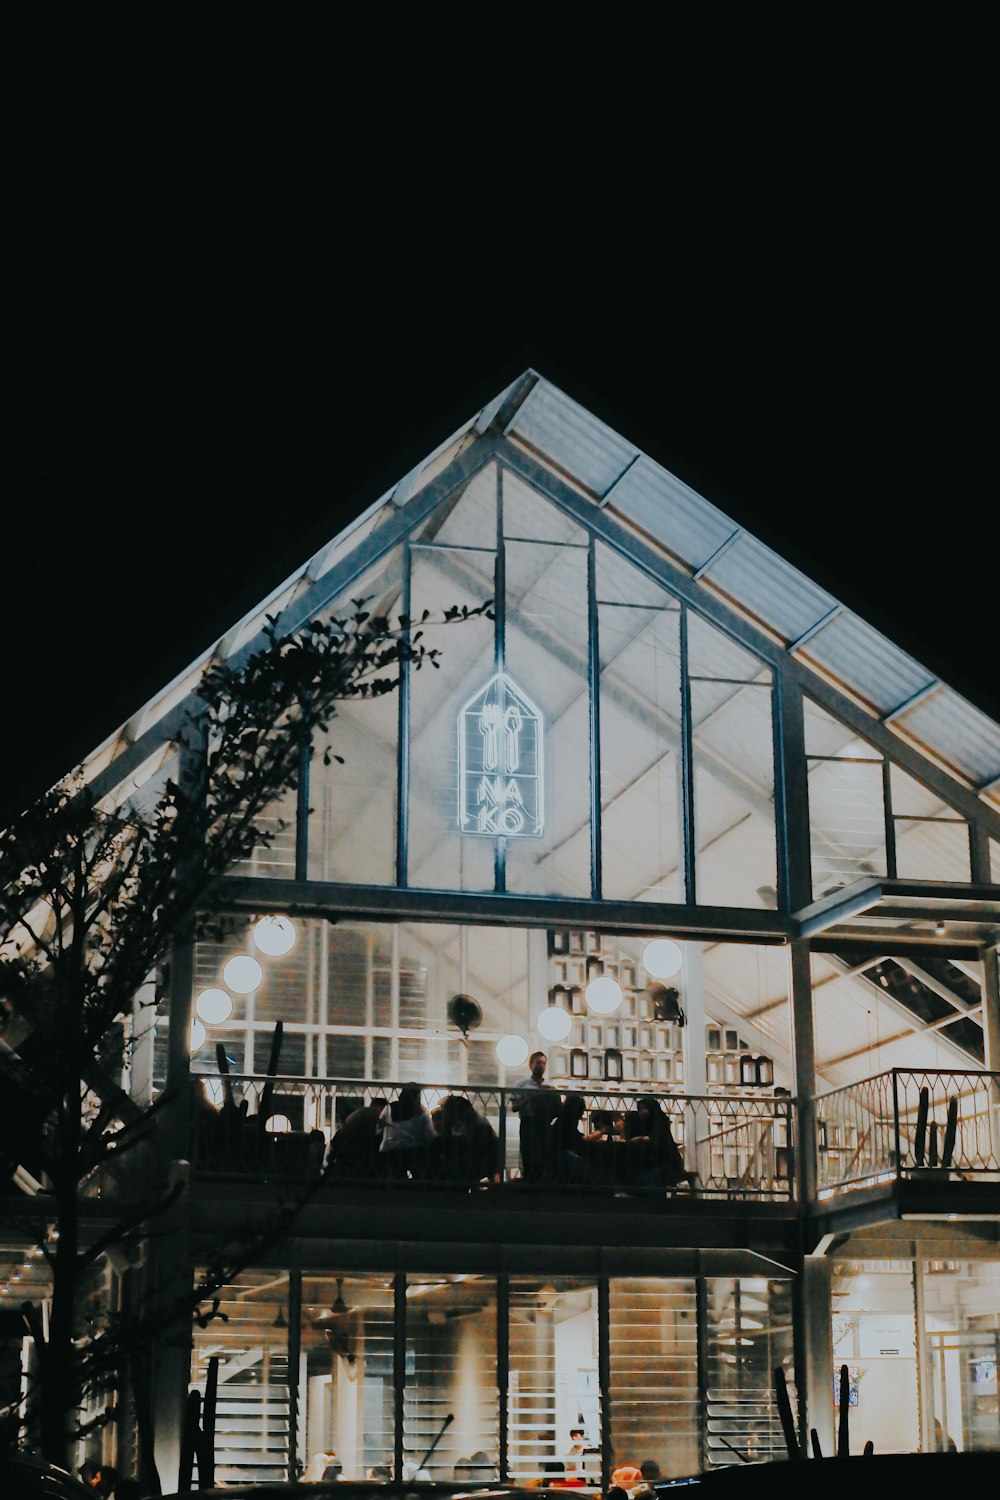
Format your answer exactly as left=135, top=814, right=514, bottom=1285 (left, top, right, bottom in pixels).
left=378, top=1083, right=436, bottom=1180
left=625, top=1096, right=695, bottom=1188
left=549, top=1094, right=605, bottom=1184
left=326, top=1097, right=387, bottom=1181
left=430, top=1093, right=500, bottom=1185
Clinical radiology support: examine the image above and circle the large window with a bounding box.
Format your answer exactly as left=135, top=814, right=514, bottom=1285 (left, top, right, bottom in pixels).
left=194, top=1269, right=795, bottom=1483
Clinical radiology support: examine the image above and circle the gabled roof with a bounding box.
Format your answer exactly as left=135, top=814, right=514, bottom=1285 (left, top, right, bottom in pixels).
left=77, top=370, right=1000, bottom=831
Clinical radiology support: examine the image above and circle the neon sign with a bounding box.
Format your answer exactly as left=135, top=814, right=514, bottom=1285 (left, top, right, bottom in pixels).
left=458, top=672, right=544, bottom=837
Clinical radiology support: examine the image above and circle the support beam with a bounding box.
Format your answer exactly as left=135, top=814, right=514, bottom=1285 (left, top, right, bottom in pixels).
left=801, top=1255, right=834, bottom=1457
left=788, top=940, right=818, bottom=1205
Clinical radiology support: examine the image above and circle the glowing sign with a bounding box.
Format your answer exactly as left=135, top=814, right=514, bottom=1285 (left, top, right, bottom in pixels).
left=458, top=672, right=544, bottom=837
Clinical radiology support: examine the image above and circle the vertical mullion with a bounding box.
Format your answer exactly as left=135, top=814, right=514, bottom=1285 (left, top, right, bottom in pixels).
left=497, top=1273, right=509, bottom=1481
left=588, top=538, right=602, bottom=900
left=883, top=757, right=898, bottom=879
left=773, top=667, right=812, bottom=912
left=287, top=1266, right=302, bottom=1479
left=495, top=464, right=507, bottom=893
left=680, top=604, right=697, bottom=905
left=395, top=542, right=413, bottom=889
left=598, top=1271, right=611, bottom=1494
left=695, top=1268, right=709, bottom=1472
left=295, top=734, right=311, bottom=880
left=394, top=1271, right=407, bottom=1481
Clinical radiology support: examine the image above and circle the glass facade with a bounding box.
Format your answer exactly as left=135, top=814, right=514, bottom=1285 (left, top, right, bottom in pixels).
left=192, top=1270, right=795, bottom=1484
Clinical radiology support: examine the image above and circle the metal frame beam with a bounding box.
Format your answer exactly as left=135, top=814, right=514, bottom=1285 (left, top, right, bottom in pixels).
left=216, top=873, right=790, bottom=942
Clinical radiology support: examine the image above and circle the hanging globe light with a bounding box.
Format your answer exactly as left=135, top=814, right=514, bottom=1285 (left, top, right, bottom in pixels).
left=189, top=1019, right=207, bottom=1053
left=642, top=938, right=683, bottom=980
left=253, top=915, right=297, bottom=957
left=495, top=1033, right=530, bottom=1068
left=264, top=1114, right=293, bottom=1134
left=585, top=976, right=623, bottom=1015
left=536, top=1002, right=572, bottom=1042
left=223, top=954, right=263, bottom=994
left=195, top=987, right=234, bottom=1025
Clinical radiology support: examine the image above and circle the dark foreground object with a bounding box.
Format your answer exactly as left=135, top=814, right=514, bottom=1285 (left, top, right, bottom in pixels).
left=152, top=1485, right=594, bottom=1500
left=0, top=1453, right=93, bottom=1500
left=655, top=1450, right=1000, bottom=1492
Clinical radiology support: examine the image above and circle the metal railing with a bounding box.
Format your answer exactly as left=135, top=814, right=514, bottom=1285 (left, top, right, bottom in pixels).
left=815, top=1068, right=1000, bottom=1196
left=190, top=1075, right=796, bottom=1202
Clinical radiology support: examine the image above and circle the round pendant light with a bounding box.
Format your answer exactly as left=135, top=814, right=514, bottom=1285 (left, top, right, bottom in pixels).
left=189, top=1019, right=207, bottom=1053
left=496, top=1033, right=530, bottom=1067
left=585, top=976, right=623, bottom=1015
left=223, top=954, right=263, bottom=994
left=195, top=987, right=234, bottom=1025
left=642, top=938, right=683, bottom=980
left=253, top=915, right=297, bottom=956
left=536, top=1003, right=572, bottom=1043
left=264, top=1113, right=293, bottom=1134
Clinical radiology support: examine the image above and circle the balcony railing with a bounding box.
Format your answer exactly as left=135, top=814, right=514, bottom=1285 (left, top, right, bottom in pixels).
left=190, top=1076, right=795, bottom=1202
left=815, top=1068, right=1000, bottom=1197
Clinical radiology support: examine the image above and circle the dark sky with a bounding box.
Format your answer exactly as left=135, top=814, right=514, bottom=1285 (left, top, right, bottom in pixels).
left=4, top=14, right=996, bottom=823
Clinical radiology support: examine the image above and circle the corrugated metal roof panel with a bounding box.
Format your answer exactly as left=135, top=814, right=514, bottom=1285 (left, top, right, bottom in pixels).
left=800, top=610, right=935, bottom=716
left=896, top=685, right=1000, bottom=788
left=705, top=532, right=838, bottom=643
left=604, top=454, right=736, bottom=569
left=508, top=381, right=637, bottom=496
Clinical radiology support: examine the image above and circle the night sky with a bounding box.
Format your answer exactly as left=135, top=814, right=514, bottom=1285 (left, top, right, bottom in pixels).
left=5, top=15, right=995, bottom=824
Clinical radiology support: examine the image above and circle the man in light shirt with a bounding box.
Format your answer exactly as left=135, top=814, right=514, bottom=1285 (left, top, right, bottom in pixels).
left=510, top=1051, right=558, bottom=1181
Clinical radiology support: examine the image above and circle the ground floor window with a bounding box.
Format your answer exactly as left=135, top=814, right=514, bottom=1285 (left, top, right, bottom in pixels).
left=192, top=1268, right=794, bottom=1485
left=831, top=1258, right=1000, bottom=1455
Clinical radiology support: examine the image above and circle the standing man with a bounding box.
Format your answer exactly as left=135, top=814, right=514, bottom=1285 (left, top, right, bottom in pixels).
left=510, top=1051, right=558, bottom=1181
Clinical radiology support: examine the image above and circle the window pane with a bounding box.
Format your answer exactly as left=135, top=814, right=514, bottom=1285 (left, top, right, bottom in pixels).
left=704, top=1278, right=795, bottom=1467
left=407, top=547, right=496, bottom=891
left=405, top=1275, right=498, bottom=1481
left=693, top=680, right=776, bottom=908
left=505, top=541, right=591, bottom=899
left=302, top=1273, right=394, bottom=1480
left=508, top=1279, right=601, bottom=1485
left=808, top=757, right=886, bottom=896
left=600, top=605, right=684, bottom=903
left=608, top=1277, right=699, bottom=1480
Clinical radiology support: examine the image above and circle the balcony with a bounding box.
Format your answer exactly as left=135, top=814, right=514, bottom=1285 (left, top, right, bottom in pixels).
left=815, top=1068, right=1000, bottom=1206
left=189, top=1076, right=795, bottom=1205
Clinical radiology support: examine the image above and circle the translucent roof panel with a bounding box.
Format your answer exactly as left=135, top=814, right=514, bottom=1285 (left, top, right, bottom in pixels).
left=800, top=610, right=936, bottom=717
left=894, top=685, right=1000, bottom=789
left=603, top=455, right=736, bottom=569
left=704, top=532, right=838, bottom=644
left=507, top=381, right=637, bottom=496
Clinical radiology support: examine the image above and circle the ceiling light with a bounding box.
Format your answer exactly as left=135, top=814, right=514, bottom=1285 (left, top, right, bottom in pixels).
left=224, top=955, right=263, bottom=994
left=189, top=1019, right=207, bottom=1053
left=496, top=1034, right=529, bottom=1067
left=585, top=976, right=623, bottom=1015
left=253, top=915, right=297, bottom=956
left=196, top=987, right=234, bottom=1025
left=536, top=1002, right=572, bottom=1042
left=642, top=939, right=683, bottom=980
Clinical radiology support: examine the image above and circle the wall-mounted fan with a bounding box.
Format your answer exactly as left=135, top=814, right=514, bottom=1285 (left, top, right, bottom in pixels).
left=447, top=994, right=483, bottom=1044
left=646, top=983, right=685, bottom=1026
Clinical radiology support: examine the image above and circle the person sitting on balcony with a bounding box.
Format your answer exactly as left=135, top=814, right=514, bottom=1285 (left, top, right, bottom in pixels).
left=510, top=1050, right=560, bottom=1181
left=378, top=1083, right=436, bottom=1179
left=550, top=1095, right=605, bottom=1184
left=326, top=1096, right=387, bottom=1181
left=625, top=1096, right=695, bottom=1188
left=431, top=1093, right=500, bottom=1185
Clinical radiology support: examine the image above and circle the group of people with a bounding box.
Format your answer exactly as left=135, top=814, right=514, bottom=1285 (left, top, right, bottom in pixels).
left=513, top=1052, right=695, bottom=1190
left=322, top=1054, right=693, bottom=1192
left=325, top=1085, right=500, bottom=1186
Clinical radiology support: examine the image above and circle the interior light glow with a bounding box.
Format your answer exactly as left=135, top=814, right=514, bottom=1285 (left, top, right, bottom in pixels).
left=642, top=939, right=683, bottom=979
left=264, top=1114, right=293, bottom=1134
left=585, top=976, right=623, bottom=1015
left=253, top=915, right=297, bottom=956
left=536, top=1004, right=572, bottom=1042
left=189, top=1019, right=207, bottom=1053
left=195, top=987, right=234, bottom=1025
left=496, top=1033, right=530, bottom=1067
left=224, top=955, right=263, bottom=994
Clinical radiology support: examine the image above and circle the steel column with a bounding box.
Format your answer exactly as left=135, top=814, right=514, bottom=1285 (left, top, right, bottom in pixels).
left=588, top=537, right=603, bottom=901
left=679, top=605, right=697, bottom=906
left=788, top=939, right=818, bottom=1206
